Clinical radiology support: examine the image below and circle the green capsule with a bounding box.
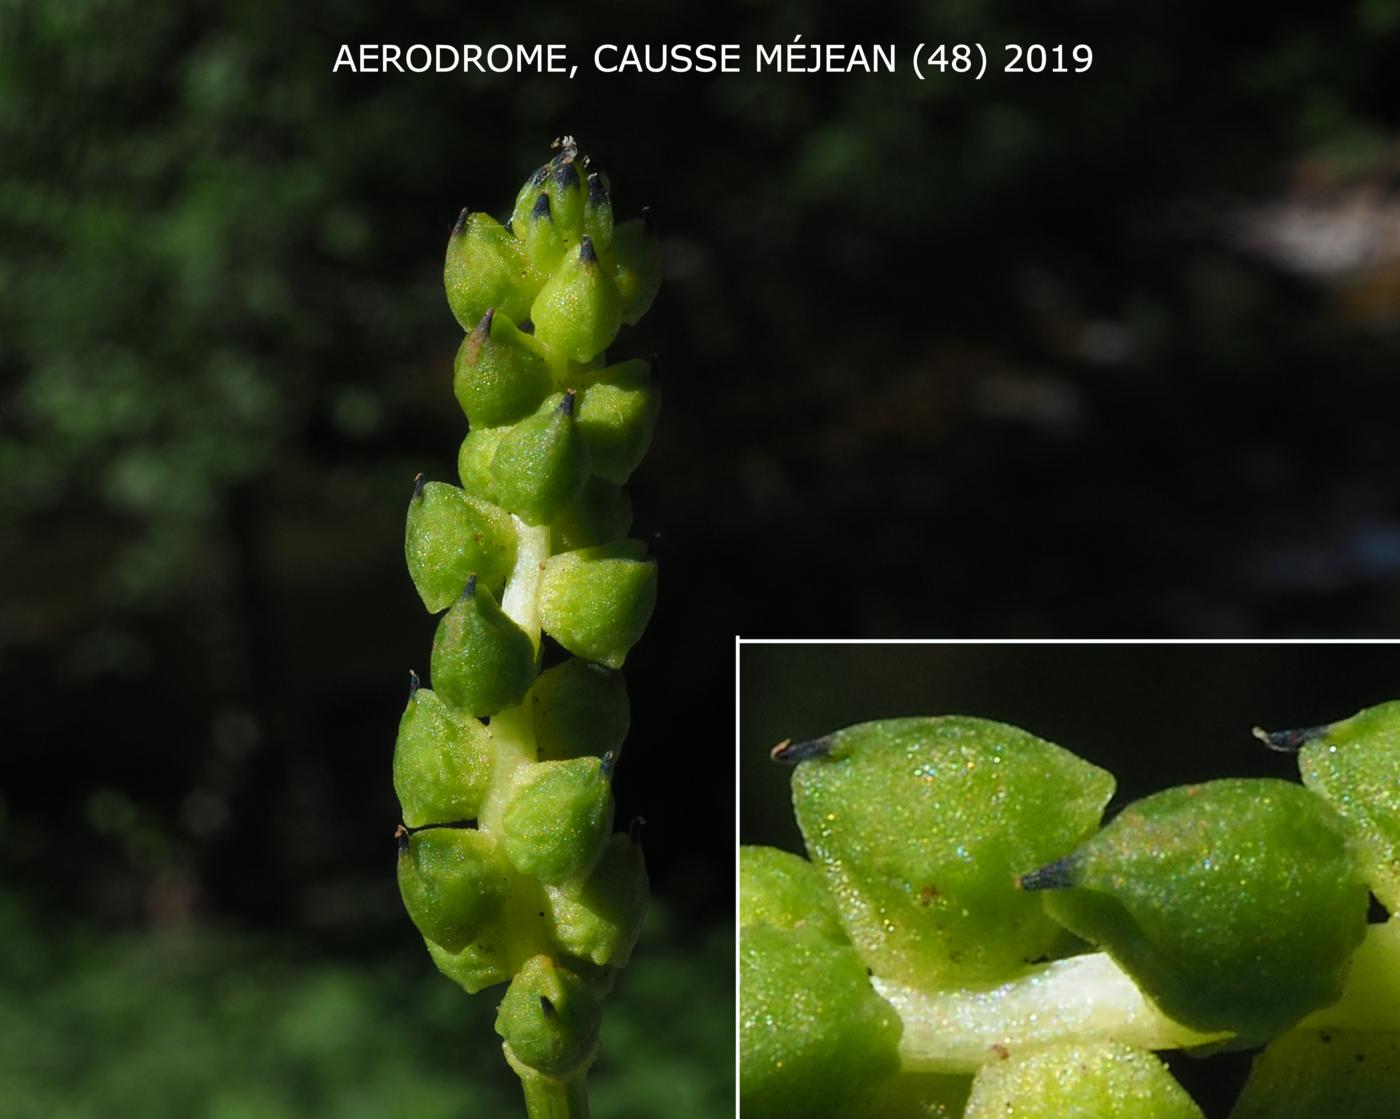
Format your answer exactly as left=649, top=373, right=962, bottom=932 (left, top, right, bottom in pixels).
left=545, top=831, right=648, bottom=967
left=529, top=657, right=630, bottom=762
left=739, top=845, right=846, bottom=944
left=786, top=717, right=1115, bottom=990
left=392, top=681, right=493, bottom=827
left=495, top=954, right=601, bottom=1079
left=605, top=214, right=661, bottom=326
left=501, top=755, right=615, bottom=884
left=531, top=237, right=623, bottom=364
left=545, top=156, right=585, bottom=242
left=1229, top=1028, right=1400, bottom=1119
left=964, top=1041, right=1205, bottom=1119
left=429, top=578, right=537, bottom=717
left=740, top=922, right=902, bottom=1119
left=574, top=359, right=660, bottom=485
left=549, top=477, right=633, bottom=552
left=443, top=210, right=530, bottom=328
left=490, top=393, right=591, bottom=525
left=405, top=478, right=517, bottom=611
left=520, top=191, right=565, bottom=283
left=452, top=309, right=552, bottom=427
left=397, top=826, right=510, bottom=953
left=457, top=425, right=507, bottom=502
left=583, top=170, right=614, bottom=249
left=1275, top=700, right=1400, bottom=913
left=1027, top=778, right=1368, bottom=1038
left=538, top=541, right=656, bottom=669
left=510, top=161, right=552, bottom=231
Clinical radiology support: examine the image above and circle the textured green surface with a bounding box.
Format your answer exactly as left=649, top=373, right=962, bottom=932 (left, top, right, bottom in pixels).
left=739, top=845, right=846, bottom=944
left=1229, top=1028, right=1400, bottom=1119
left=1040, top=779, right=1368, bottom=1038
left=538, top=543, right=657, bottom=669
left=392, top=687, right=493, bottom=827
left=428, top=582, right=537, bottom=717
left=549, top=477, right=633, bottom=552
left=495, top=955, right=602, bottom=1079
left=964, top=1041, right=1205, bottom=1119
left=443, top=211, right=532, bottom=327
left=573, top=360, right=659, bottom=485
left=531, top=238, right=624, bottom=364
left=739, top=923, right=902, bottom=1119
left=405, top=480, right=517, bottom=610
left=791, top=717, right=1115, bottom=989
left=501, top=758, right=615, bottom=885
left=529, top=658, right=631, bottom=763
left=397, top=828, right=511, bottom=953
left=544, top=833, right=649, bottom=967
left=1296, top=700, right=1400, bottom=913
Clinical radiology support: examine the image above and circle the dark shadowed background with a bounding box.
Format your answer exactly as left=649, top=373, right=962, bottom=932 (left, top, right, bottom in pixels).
left=6, top=0, right=1400, bottom=1113
left=740, top=641, right=1400, bottom=1116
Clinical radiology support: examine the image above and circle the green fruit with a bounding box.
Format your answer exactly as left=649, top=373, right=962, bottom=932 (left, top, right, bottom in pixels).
left=1283, top=700, right=1400, bottom=913
left=405, top=478, right=516, bottom=611
left=490, top=393, right=591, bottom=525
left=964, top=1041, right=1205, bottom=1119
left=605, top=214, right=661, bottom=326
left=452, top=309, right=551, bottom=427
left=501, top=756, right=614, bottom=884
left=529, top=657, right=630, bottom=762
left=425, top=932, right=516, bottom=995
left=583, top=170, right=613, bottom=248
left=495, top=954, right=601, bottom=1079
left=740, top=922, right=902, bottom=1119
left=1029, top=778, right=1368, bottom=1038
left=397, top=826, right=510, bottom=953
left=549, top=477, right=633, bottom=551
left=786, top=717, right=1115, bottom=989
left=392, top=681, right=493, bottom=827
left=520, top=191, right=565, bottom=284
left=531, top=237, right=623, bottom=363
left=739, top=845, right=846, bottom=944
left=574, top=359, right=659, bottom=484
left=443, top=210, right=530, bottom=328
left=538, top=541, right=657, bottom=669
left=429, top=578, right=537, bottom=717
left=456, top=425, right=507, bottom=502
left=1229, top=1028, right=1400, bottom=1119
left=545, top=831, right=648, bottom=967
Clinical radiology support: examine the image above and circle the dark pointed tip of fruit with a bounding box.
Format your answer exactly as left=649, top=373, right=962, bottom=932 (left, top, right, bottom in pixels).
left=539, top=994, right=556, bottom=1016
left=770, top=736, right=832, bottom=764
left=531, top=192, right=552, bottom=221
left=579, top=235, right=598, bottom=264
left=529, top=164, right=550, bottom=187
left=559, top=389, right=577, bottom=417
left=407, top=668, right=421, bottom=699
left=587, top=171, right=608, bottom=205
left=1018, top=857, right=1080, bottom=892
left=462, top=573, right=478, bottom=600
left=452, top=208, right=468, bottom=236
left=629, top=816, right=646, bottom=845
left=555, top=161, right=580, bottom=189
left=412, top=472, right=426, bottom=500
left=474, top=308, right=495, bottom=335
left=600, top=750, right=617, bottom=779
left=394, top=823, right=410, bottom=856
left=1252, top=723, right=1330, bottom=753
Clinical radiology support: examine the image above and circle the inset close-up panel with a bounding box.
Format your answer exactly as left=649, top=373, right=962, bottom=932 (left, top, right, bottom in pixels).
left=740, top=642, right=1400, bottom=1118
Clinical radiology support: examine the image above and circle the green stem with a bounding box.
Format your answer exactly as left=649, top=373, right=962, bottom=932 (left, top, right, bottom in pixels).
left=515, top=1066, right=591, bottom=1119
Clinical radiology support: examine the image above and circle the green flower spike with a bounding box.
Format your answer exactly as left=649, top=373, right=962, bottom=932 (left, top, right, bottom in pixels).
left=394, top=138, right=660, bottom=1119
left=1023, top=778, right=1368, bottom=1039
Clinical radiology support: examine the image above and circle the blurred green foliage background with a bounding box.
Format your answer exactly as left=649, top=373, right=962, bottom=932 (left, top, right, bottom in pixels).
left=6, top=0, right=1400, bottom=1111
